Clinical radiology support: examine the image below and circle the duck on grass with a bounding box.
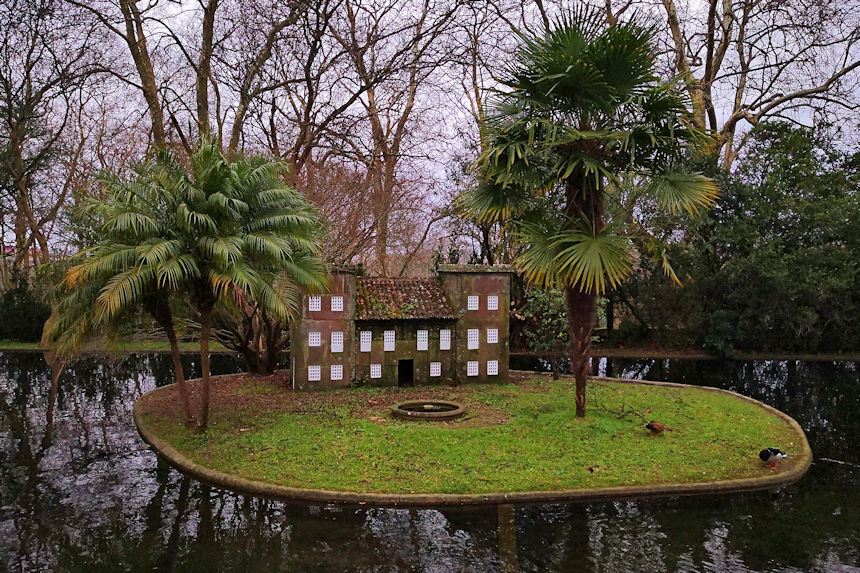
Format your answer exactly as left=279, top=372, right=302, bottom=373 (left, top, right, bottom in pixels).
left=137, top=375, right=805, bottom=495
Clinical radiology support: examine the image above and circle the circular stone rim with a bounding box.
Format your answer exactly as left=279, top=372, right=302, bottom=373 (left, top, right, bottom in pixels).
left=391, top=399, right=466, bottom=420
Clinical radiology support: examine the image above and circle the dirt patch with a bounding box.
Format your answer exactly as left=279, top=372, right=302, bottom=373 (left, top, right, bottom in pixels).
left=137, top=371, right=532, bottom=428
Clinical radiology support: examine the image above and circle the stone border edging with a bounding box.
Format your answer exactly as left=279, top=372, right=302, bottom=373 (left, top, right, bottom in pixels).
left=133, top=376, right=812, bottom=508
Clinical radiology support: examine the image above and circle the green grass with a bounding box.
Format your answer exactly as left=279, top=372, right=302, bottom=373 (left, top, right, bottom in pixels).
left=143, top=378, right=803, bottom=494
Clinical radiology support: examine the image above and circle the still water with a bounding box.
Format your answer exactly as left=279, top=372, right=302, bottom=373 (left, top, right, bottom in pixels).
left=1, top=352, right=857, bottom=572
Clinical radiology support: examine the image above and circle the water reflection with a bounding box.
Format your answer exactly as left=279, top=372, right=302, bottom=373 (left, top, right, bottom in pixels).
left=0, top=352, right=858, bottom=571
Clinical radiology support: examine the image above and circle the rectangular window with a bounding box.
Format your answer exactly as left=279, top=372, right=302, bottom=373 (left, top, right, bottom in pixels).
left=308, top=365, right=321, bottom=381
left=370, top=364, right=382, bottom=379
left=330, top=364, right=343, bottom=381
left=308, top=331, right=321, bottom=347
left=487, top=328, right=499, bottom=344
left=467, top=361, right=479, bottom=377
left=331, top=331, right=344, bottom=353
left=417, top=330, right=428, bottom=351
left=308, top=296, right=321, bottom=312
left=384, top=330, right=395, bottom=352
left=439, top=329, right=451, bottom=350
left=467, top=329, right=479, bottom=350
left=331, top=295, right=344, bottom=312
left=429, top=362, right=441, bottom=377
left=467, top=295, right=479, bottom=310
left=487, top=360, right=499, bottom=376
left=487, top=295, right=499, bottom=311
left=360, top=331, right=372, bottom=353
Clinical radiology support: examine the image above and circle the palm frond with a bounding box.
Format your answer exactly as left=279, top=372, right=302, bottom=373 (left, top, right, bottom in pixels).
left=647, top=172, right=718, bottom=214
left=455, top=180, right=530, bottom=223
left=95, top=265, right=157, bottom=321
left=515, top=219, right=633, bottom=294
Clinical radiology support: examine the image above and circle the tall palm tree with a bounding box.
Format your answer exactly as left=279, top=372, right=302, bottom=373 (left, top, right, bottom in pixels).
left=46, top=165, right=200, bottom=427
left=144, top=142, right=327, bottom=430
left=50, top=141, right=327, bottom=430
left=461, top=9, right=718, bottom=417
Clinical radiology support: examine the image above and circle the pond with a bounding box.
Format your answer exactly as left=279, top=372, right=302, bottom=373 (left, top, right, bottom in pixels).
left=1, top=352, right=857, bottom=571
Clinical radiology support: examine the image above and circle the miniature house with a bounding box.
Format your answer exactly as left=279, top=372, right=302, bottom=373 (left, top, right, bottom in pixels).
left=290, top=265, right=514, bottom=389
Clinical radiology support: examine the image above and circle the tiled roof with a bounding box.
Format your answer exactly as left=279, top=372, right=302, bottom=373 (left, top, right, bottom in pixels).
left=437, top=264, right=515, bottom=273
left=355, top=278, right=456, bottom=320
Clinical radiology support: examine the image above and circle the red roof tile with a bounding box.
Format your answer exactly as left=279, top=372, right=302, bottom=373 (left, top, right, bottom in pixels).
left=355, top=278, right=456, bottom=320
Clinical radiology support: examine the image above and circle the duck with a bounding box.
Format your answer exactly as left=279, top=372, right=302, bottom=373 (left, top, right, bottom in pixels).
left=645, top=421, right=672, bottom=437
left=759, top=447, right=787, bottom=469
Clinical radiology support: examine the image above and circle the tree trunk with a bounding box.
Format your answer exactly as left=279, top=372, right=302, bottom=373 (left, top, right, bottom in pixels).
left=565, top=285, right=596, bottom=418
left=605, top=294, right=614, bottom=337
left=145, top=295, right=195, bottom=427
left=198, top=307, right=213, bottom=431
left=119, top=0, right=166, bottom=147
left=165, top=327, right=196, bottom=428
left=196, top=0, right=218, bottom=138
left=562, top=169, right=602, bottom=418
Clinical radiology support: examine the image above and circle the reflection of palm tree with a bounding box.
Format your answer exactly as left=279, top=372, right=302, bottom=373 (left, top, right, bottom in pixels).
left=497, top=504, right=519, bottom=573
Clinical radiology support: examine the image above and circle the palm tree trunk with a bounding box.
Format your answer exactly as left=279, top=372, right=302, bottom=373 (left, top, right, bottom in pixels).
left=165, top=326, right=196, bottom=428
left=145, top=295, right=195, bottom=427
left=565, top=285, right=596, bottom=418
left=198, top=307, right=213, bottom=431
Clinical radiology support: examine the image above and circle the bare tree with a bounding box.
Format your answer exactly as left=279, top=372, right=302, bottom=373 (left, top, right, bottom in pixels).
left=0, top=0, right=100, bottom=273
left=625, top=0, right=860, bottom=168
left=331, top=0, right=460, bottom=275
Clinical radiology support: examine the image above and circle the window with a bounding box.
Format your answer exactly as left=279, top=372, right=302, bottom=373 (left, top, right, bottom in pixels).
left=487, top=295, right=499, bottom=311
left=417, top=330, right=428, bottom=351
left=360, top=331, right=372, bottom=352
left=308, top=331, right=321, bottom=347
left=439, top=329, right=451, bottom=350
left=467, top=329, right=479, bottom=350
left=430, top=362, right=441, bottom=377
left=308, top=296, right=321, bottom=312
left=487, top=360, right=499, bottom=376
left=331, top=331, right=344, bottom=353
left=467, top=361, right=479, bottom=377
left=330, top=364, right=343, bottom=381
left=384, top=330, right=395, bottom=351
left=331, top=295, right=344, bottom=312
left=487, top=328, right=499, bottom=344
left=370, top=364, right=382, bottom=379
left=467, top=295, right=479, bottom=310
left=308, top=365, right=321, bottom=381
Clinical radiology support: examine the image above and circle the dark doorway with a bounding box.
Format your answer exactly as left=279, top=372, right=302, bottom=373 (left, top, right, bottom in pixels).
left=397, top=359, right=414, bottom=387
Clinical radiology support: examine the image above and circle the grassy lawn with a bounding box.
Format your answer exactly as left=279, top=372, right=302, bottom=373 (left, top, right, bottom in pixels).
left=140, top=376, right=804, bottom=495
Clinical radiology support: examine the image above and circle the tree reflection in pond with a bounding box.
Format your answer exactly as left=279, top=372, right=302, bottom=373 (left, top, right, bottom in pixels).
left=0, top=352, right=857, bottom=571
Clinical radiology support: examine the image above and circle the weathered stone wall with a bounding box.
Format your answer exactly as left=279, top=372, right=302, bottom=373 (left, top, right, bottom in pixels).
left=291, top=271, right=356, bottom=390
left=438, top=266, right=512, bottom=384
left=352, top=320, right=458, bottom=386
left=291, top=265, right=513, bottom=389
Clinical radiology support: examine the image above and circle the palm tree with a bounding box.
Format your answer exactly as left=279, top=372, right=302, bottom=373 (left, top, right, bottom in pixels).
left=46, top=166, right=200, bottom=427
left=461, top=9, right=717, bottom=417
left=145, top=142, right=326, bottom=429
left=50, top=141, right=327, bottom=430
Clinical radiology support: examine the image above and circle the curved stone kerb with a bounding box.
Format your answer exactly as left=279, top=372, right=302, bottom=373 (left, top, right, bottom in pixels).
left=133, top=377, right=812, bottom=508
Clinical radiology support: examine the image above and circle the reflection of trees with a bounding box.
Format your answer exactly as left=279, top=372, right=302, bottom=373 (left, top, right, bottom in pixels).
left=1, top=353, right=858, bottom=570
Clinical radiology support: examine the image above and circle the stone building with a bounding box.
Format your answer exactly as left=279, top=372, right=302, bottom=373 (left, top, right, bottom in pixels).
left=290, top=265, right=514, bottom=389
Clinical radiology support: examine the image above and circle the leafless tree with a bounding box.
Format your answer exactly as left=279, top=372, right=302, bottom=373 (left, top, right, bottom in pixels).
left=0, top=0, right=102, bottom=274
left=610, top=0, right=860, bottom=168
